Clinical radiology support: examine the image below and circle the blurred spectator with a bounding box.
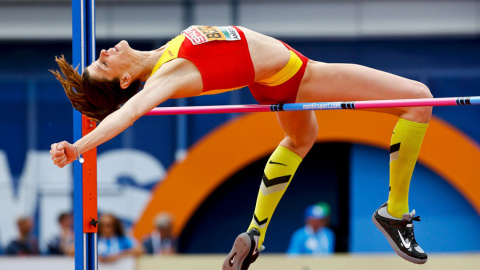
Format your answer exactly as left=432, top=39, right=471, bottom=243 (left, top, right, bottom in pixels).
left=97, top=213, right=142, bottom=263
left=47, top=212, right=75, bottom=255
left=142, top=212, right=177, bottom=255
left=5, top=216, right=39, bottom=255
left=287, top=202, right=335, bottom=256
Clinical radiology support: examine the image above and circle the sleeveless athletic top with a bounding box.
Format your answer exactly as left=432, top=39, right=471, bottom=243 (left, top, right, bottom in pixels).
left=150, top=25, right=255, bottom=95
left=150, top=25, right=310, bottom=104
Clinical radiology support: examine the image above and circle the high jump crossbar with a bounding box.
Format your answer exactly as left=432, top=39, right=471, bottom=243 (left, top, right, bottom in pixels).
left=146, top=96, right=480, bottom=115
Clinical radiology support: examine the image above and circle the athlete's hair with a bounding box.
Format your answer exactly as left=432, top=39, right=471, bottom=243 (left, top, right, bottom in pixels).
left=50, top=55, right=140, bottom=122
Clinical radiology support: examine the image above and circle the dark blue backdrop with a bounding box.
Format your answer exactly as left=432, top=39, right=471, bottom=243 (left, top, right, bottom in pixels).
left=1, top=36, right=479, bottom=253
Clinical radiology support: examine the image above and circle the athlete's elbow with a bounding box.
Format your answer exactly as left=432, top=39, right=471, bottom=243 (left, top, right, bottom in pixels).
left=129, top=111, right=142, bottom=126
left=127, top=115, right=136, bottom=127
left=121, top=106, right=139, bottom=127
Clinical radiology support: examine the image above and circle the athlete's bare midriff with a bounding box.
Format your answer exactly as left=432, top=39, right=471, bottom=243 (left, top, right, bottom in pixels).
left=238, top=27, right=291, bottom=82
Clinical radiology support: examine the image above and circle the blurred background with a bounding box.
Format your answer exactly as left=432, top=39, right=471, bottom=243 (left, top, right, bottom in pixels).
left=0, top=0, right=479, bottom=269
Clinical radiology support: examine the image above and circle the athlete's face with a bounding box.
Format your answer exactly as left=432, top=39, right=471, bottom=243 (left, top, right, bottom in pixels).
left=87, top=40, right=132, bottom=81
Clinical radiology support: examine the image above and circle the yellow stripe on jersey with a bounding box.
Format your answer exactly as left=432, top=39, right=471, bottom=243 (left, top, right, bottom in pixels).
left=197, top=86, right=246, bottom=96
left=150, top=35, right=186, bottom=76
left=257, top=50, right=302, bottom=87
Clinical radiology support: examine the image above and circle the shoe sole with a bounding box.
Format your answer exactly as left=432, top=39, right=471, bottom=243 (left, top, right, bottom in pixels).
left=222, top=233, right=252, bottom=270
left=372, top=212, right=427, bottom=264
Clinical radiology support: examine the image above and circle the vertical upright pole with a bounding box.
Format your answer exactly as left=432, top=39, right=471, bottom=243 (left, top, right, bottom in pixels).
left=72, top=2, right=84, bottom=270
left=73, top=1, right=97, bottom=270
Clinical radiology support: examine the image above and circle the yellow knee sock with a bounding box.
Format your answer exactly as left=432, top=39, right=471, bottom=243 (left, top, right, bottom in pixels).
left=247, top=145, right=302, bottom=249
left=387, top=118, right=428, bottom=218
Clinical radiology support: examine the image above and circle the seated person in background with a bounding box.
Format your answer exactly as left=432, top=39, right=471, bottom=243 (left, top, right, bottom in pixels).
left=5, top=216, right=39, bottom=255
left=287, top=202, right=335, bottom=256
left=47, top=212, right=75, bottom=255
left=97, top=213, right=143, bottom=263
left=142, top=212, right=177, bottom=255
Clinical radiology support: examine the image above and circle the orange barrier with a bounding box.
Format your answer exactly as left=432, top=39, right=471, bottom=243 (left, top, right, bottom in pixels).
left=133, top=111, right=480, bottom=240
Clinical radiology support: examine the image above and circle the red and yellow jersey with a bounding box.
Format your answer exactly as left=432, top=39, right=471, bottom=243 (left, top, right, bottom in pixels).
left=150, top=25, right=310, bottom=104
left=150, top=25, right=254, bottom=95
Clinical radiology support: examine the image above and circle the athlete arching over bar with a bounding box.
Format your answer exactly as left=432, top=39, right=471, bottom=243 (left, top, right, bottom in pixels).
left=50, top=25, right=431, bottom=267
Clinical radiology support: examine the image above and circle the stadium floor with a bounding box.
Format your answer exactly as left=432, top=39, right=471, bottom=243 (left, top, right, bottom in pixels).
left=139, top=253, right=480, bottom=270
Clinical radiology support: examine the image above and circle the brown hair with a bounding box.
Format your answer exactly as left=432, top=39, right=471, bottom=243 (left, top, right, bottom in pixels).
left=50, top=55, right=140, bottom=122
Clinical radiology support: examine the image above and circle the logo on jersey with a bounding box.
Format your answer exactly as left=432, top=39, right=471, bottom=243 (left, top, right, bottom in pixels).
left=182, top=25, right=241, bottom=45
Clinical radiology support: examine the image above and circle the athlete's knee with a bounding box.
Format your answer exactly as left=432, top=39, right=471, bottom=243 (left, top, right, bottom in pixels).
left=402, top=82, right=432, bottom=123
left=413, top=81, right=433, bottom=99
left=282, top=124, right=318, bottom=156
left=282, top=137, right=315, bottom=158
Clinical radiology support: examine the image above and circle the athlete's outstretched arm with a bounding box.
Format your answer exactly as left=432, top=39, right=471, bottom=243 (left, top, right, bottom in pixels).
left=50, top=74, right=188, bottom=168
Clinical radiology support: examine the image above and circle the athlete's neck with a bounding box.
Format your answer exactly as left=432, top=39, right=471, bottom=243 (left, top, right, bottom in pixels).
left=132, top=46, right=166, bottom=82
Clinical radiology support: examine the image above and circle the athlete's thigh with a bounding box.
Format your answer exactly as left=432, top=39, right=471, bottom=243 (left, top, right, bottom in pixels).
left=296, top=61, right=430, bottom=115
left=276, top=110, right=318, bottom=158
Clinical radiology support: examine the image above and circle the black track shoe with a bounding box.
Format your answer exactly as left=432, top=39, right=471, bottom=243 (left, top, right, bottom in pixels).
left=372, top=202, right=427, bottom=264
left=222, top=228, right=263, bottom=270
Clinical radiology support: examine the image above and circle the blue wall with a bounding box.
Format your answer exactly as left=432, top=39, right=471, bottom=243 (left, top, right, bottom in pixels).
left=1, top=37, right=479, bottom=253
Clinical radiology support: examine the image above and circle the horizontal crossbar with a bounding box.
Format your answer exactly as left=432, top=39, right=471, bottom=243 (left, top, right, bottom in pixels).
left=145, top=96, right=480, bottom=116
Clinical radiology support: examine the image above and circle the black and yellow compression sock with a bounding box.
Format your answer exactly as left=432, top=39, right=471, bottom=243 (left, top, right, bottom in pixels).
left=387, top=118, right=428, bottom=219
left=247, top=145, right=302, bottom=249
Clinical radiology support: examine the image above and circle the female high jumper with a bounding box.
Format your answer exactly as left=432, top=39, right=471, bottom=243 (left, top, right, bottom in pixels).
left=50, top=25, right=431, bottom=268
